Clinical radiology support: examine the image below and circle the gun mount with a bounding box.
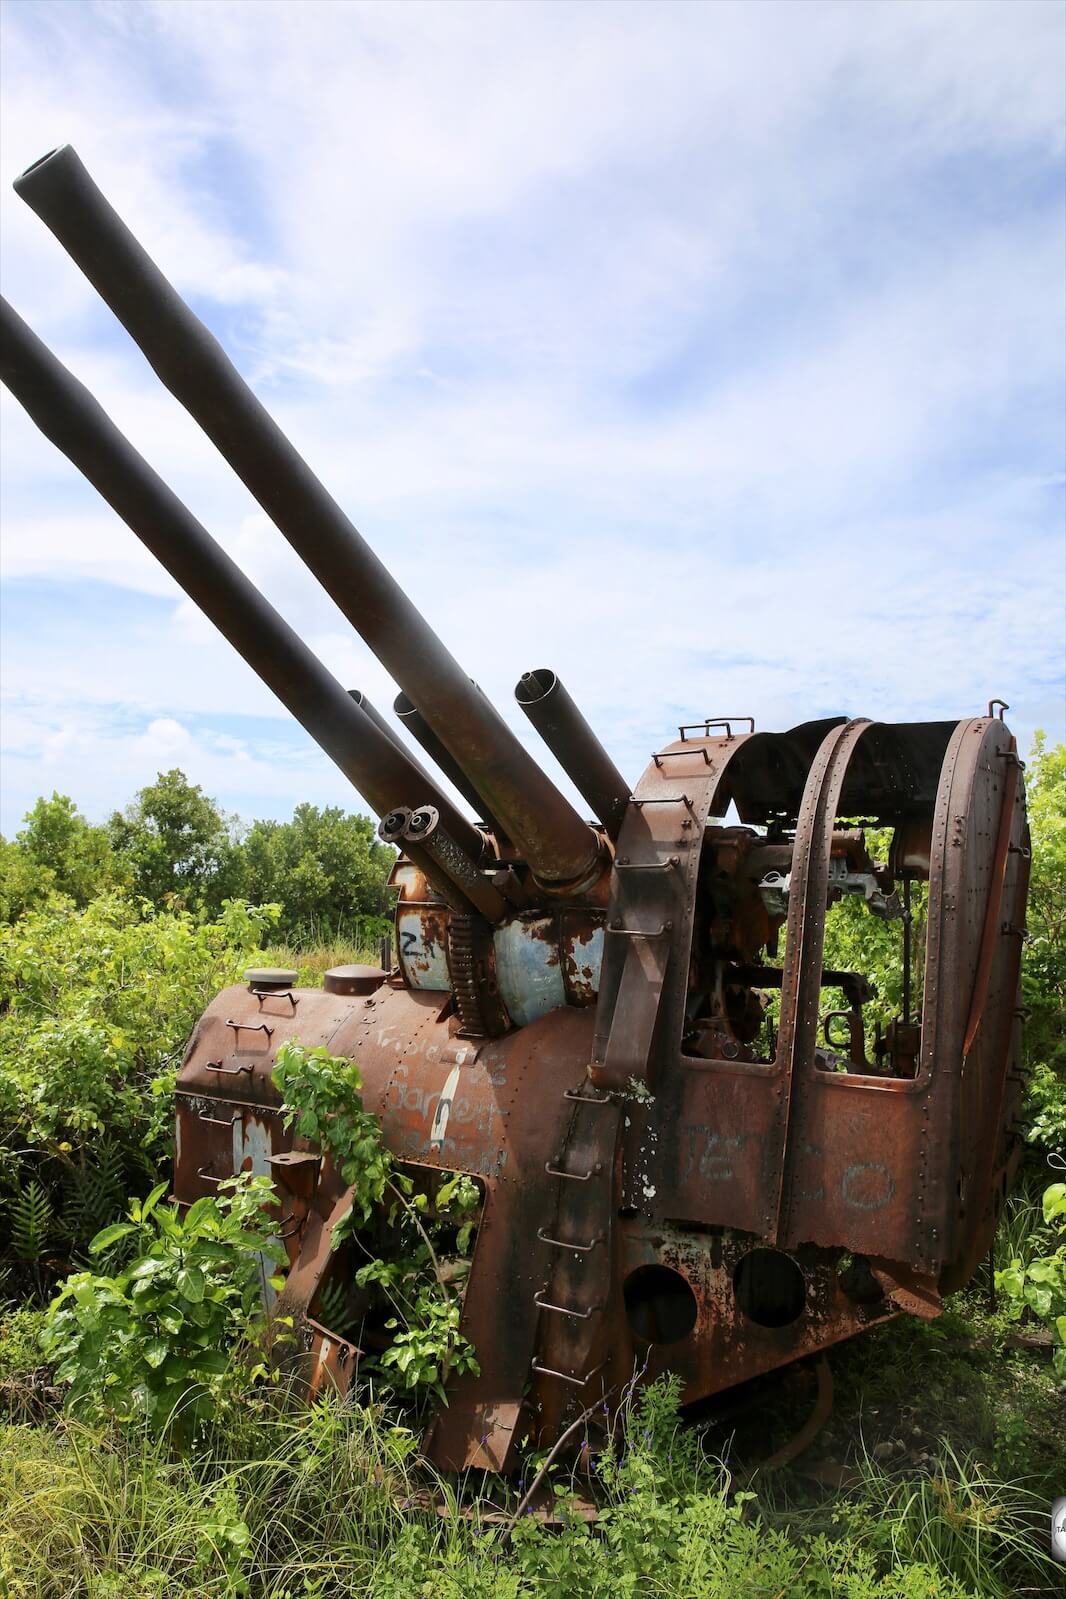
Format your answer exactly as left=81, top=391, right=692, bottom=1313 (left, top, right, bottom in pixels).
left=2, top=146, right=1031, bottom=1474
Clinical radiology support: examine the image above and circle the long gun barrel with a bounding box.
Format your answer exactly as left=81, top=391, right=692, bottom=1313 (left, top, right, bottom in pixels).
left=14, top=145, right=601, bottom=888
left=393, top=690, right=509, bottom=841
left=0, top=295, right=483, bottom=867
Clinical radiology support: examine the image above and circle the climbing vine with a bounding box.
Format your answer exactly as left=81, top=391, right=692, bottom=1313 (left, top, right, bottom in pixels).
left=272, top=1040, right=480, bottom=1400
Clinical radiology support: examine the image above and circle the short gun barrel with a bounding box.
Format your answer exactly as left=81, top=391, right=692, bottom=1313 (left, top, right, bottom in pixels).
left=0, top=294, right=482, bottom=865
left=516, top=669, right=629, bottom=839
left=14, top=145, right=601, bottom=889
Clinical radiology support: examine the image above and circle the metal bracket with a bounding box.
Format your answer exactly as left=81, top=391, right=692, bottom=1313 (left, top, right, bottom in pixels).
left=678, top=716, right=755, bottom=740
left=654, top=747, right=711, bottom=767
left=198, top=1110, right=241, bottom=1127
left=252, top=986, right=298, bottom=1012
left=205, top=1060, right=253, bottom=1076
left=225, top=1019, right=275, bottom=1040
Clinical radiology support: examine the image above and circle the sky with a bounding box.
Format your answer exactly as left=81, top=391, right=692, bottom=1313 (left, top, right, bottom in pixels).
left=1, top=0, right=1063, bottom=838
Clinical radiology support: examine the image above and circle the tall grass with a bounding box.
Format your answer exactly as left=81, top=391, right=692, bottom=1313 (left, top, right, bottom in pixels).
left=852, top=1439, right=1059, bottom=1599
left=3, top=1381, right=1056, bottom=1599
left=991, top=1168, right=1055, bottom=1276
left=257, top=939, right=386, bottom=987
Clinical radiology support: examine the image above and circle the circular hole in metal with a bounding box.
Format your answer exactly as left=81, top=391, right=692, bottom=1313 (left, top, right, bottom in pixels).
left=836, top=1252, right=884, bottom=1307
left=623, top=1264, right=698, bottom=1345
left=732, top=1248, right=806, bottom=1328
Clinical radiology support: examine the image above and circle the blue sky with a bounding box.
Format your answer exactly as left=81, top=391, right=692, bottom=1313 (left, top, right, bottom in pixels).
left=1, top=0, right=1064, bottom=836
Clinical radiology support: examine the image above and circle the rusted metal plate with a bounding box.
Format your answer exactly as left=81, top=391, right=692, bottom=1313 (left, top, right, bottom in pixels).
left=617, top=1221, right=897, bottom=1403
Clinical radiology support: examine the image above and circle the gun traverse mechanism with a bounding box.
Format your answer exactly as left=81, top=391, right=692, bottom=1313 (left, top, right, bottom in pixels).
left=2, top=146, right=1031, bottom=1473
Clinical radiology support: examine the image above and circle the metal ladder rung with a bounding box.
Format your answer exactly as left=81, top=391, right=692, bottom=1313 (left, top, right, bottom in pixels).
left=628, top=794, right=695, bottom=813
left=533, top=1291, right=603, bottom=1320
left=545, top=1160, right=602, bottom=1182
left=563, top=1085, right=613, bottom=1105
left=614, top=858, right=680, bottom=872
left=537, top=1228, right=603, bottom=1253
left=225, top=1018, right=274, bottom=1038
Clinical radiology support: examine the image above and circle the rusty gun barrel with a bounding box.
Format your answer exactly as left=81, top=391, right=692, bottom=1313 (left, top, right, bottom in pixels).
left=14, top=145, right=601, bottom=888
left=404, top=805, right=508, bottom=923
left=515, top=668, right=629, bottom=839
left=0, top=294, right=481, bottom=862
left=393, top=691, right=508, bottom=840
left=347, top=688, right=462, bottom=815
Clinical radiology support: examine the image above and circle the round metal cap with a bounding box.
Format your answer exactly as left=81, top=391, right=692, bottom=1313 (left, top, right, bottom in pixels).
left=323, top=963, right=387, bottom=996
left=244, top=966, right=298, bottom=990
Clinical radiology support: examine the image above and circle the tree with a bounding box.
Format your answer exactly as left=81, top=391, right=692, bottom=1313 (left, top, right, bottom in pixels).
left=0, top=794, right=123, bottom=920
left=107, top=770, right=243, bottom=915
left=1022, top=734, right=1065, bottom=1079
left=239, top=802, right=393, bottom=943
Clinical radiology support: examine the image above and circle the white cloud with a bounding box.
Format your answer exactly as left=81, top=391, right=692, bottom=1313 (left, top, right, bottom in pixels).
left=0, top=0, right=1063, bottom=833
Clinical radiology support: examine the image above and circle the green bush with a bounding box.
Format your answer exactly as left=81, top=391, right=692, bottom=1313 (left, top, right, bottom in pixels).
left=0, top=1306, right=47, bottom=1382
left=43, top=1174, right=284, bottom=1438
left=995, top=1181, right=1066, bottom=1379
left=0, top=894, right=278, bottom=1281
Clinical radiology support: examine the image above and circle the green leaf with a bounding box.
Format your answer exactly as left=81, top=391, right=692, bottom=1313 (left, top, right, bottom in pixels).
left=143, top=1338, right=168, bottom=1369
left=191, top=1349, right=230, bottom=1377
left=1042, top=1183, right=1066, bottom=1225
left=176, top=1265, right=205, bottom=1304
left=1024, top=1284, right=1053, bottom=1318
left=183, top=1196, right=216, bottom=1231
left=89, top=1221, right=136, bottom=1255
left=140, top=1180, right=170, bottom=1222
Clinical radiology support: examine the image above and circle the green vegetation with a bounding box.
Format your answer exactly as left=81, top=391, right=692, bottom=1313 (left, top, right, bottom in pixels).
left=1020, top=735, right=1066, bottom=1088
left=2, top=1372, right=1060, bottom=1599
left=273, top=1040, right=481, bottom=1400
left=42, top=1174, right=285, bottom=1439
left=0, top=892, right=278, bottom=1282
left=994, top=1180, right=1066, bottom=1379
left=0, top=742, right=1062, bottom=1595
left=1, top=770, right=394, bottom=945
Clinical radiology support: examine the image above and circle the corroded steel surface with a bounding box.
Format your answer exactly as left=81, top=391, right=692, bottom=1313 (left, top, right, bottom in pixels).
left=170, top=709, right=1029, bottom=1468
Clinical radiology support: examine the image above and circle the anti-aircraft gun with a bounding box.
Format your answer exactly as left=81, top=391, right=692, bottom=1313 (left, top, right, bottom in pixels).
left=1, top=146, right=1031, bottom=1473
